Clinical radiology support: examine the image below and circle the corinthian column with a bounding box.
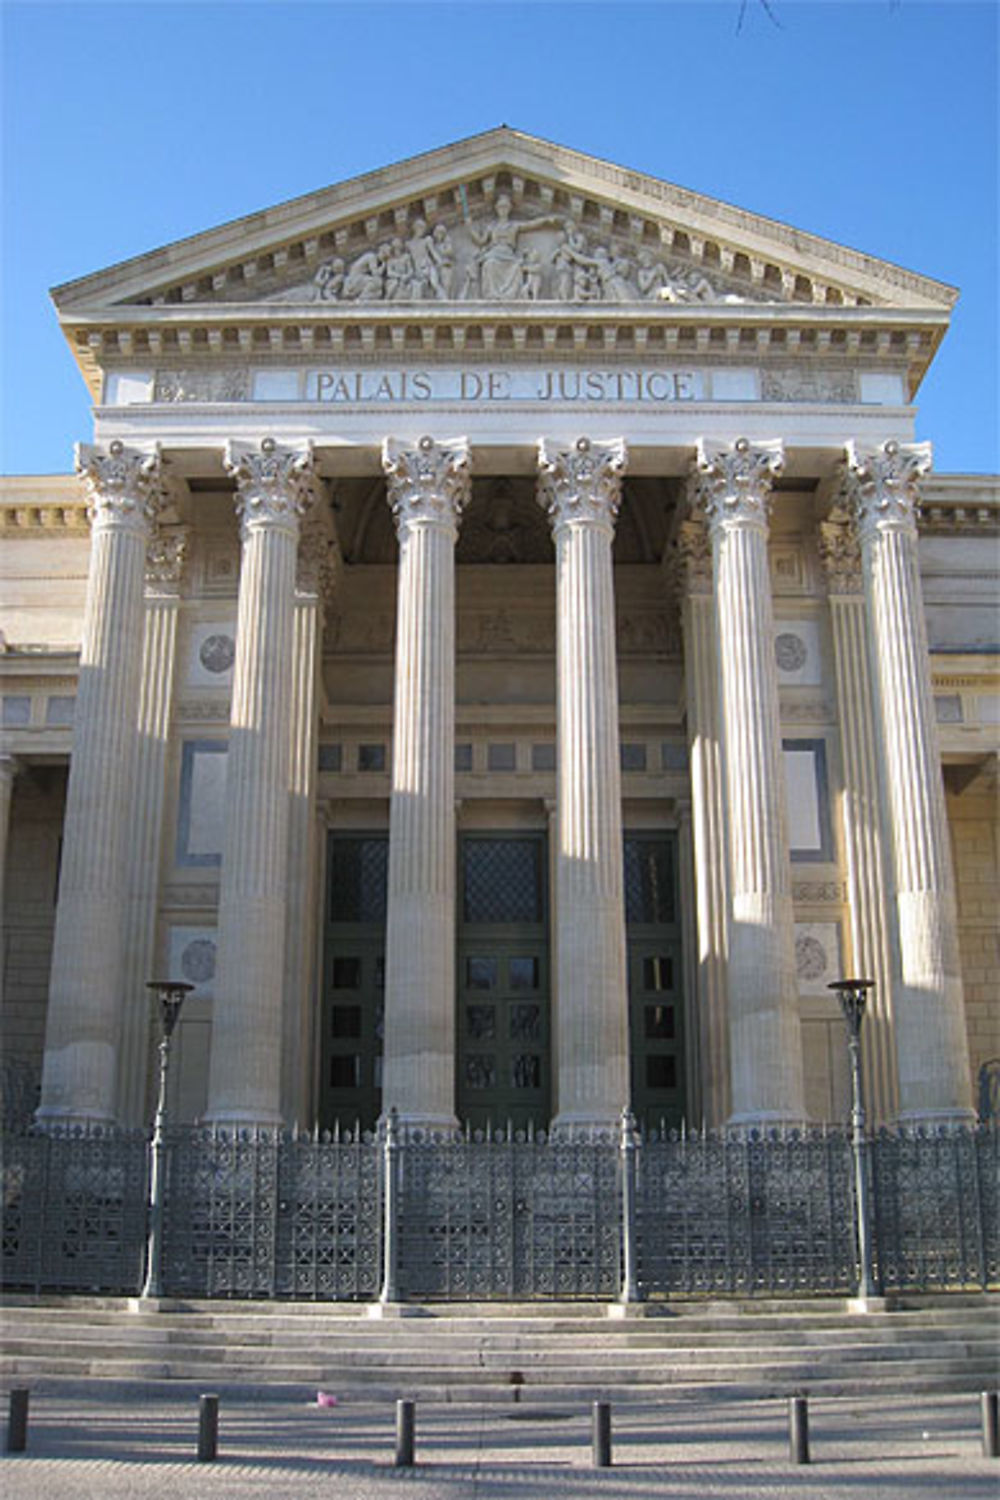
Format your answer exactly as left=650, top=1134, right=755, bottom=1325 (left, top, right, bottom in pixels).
left=843, top=440, right=973, bottom=1122
left=205, top=438, right=317, bottom=1126
left=539, top=436, right=629, bottom=1133
left=691, top=437, right=805, bottom=1126
left=673, top=515, right=730, bottom=1126
left=818, top=513, right=898, bottom=1122
left=381, top=435, right=470, bottom=1129
left=37, top=441, right=165, bottom=1125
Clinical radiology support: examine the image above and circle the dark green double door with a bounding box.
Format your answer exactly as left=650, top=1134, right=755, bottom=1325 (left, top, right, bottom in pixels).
left=320, top=831, right=683, bottom=1133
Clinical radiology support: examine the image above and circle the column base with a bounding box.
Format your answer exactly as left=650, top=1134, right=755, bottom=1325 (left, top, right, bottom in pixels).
left=550, top=1111, right=622, bottom=1141
left=34, top=1106, right=118, bottom=1132
left=381, top=1110, right=459, bottom=1139
left=201, top=1109, right=284, bottom=1131
left=725, top=1110, right=809, bottom=1135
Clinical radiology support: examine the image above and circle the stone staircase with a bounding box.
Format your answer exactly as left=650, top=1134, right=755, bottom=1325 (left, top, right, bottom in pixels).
left=1, top=1294, right=997, bottom=1403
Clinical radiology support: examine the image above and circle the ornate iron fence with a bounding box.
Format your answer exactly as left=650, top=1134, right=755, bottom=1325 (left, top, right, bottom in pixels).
left=2, top=1121, right=996, bottom=1301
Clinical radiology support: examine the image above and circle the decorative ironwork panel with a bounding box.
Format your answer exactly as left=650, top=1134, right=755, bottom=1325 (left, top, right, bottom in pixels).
left=637, top=1128, right=854, bottom=1297
left=873, top=1125, right=998, bottom=1293
left=328, top=837, right=389, bottom=924
left=463, top=840, right=543, bottom=925
left=162, top=1128, right=381, bottom=1300
left=396, top=1131, right=620, bottom=1300
left=1, top=1127, right=148, bottom=1294
left=624, top=838, right=676, bottom=926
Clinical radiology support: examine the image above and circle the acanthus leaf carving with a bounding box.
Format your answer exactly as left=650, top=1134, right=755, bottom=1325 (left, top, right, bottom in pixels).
left=382, top=435, right=472, bottom=535
left=690, top=437, right=784, bottom=531
left=145, top=523, right=190, bottom=587
left=842, top=439, right=933, bottom=539
left=75, top=440, right=166, bottom=534
left=537, top=436, right=627, bottom=533
left=225, top=437, right=318, bottom=537
left=817, top=515, right=862, bottom=595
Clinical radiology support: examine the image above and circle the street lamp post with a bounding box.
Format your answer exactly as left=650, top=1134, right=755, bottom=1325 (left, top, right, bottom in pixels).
left=828, top=978, right=879, bottom=1302
left=140, top=980, right=193, bottom=1300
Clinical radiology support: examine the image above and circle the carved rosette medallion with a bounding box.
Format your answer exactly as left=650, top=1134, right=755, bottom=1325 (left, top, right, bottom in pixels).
left=817, top=516, right=862, bottom=595
left=690, top=437, right=784, bottom=535
left=75, top=440, right=165, bottom=534
left=225, top=437, right=317, bottom=539
left=537, top=436, right=627, bottom=537
left=382, top=435, right=472, bottom=537
left=842, top=439, right=932, bottom=541
left=145, top=524, right=190, bottom=588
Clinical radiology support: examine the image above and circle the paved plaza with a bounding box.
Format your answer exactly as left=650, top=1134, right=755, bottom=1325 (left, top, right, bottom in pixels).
left=2, top=1387, right=998, bottom=1498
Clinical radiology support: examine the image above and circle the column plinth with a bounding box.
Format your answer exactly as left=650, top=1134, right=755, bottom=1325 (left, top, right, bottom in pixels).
left=381, top=436, right=470, bottom=1131
left=843, top=440, right=973, bottom=1123
left=692, top=438, right=806, bottom=1127
left=539, top=436, right=629, bottom=1134
left=37, top=442, right=165, bottom=1125
left=205, top=439, right=317, bottom=1127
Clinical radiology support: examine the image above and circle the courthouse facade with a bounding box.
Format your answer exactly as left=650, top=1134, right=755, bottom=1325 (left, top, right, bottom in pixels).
left=1, top=130, right=997, bottom=1137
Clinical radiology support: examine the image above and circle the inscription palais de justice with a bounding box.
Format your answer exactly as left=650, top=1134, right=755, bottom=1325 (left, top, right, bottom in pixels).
left=303, top=368, right=702, bottom=403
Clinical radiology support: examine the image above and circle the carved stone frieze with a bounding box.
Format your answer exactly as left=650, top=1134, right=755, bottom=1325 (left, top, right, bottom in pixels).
left=761, top=368, right=857, bottom=404
left=174, top=698, right=232, bottom=722
left=154, top=368, right=250, bottom=403
left=842, top=439, right=933, bottom=539
left=259, top=194, right=782, bottom=310
left=792, top=880, right=846, bottom=904
left=162, top=884, right=220, bottom=909
left=382, top=435, right=472, bottom=535
left=459, top=608, right=555, bottom=655
left=537, top=436, right=627, bottom=532
left=456, top=479, right=552, bottom=565
left=1, top=504, right=89, bottom=536
left=225, top=437, right=318, bottom=537
left=780, top=698, right=834, bottom=723
left=617, top=610, right=680, bottom=656
left=75, top=440, right=166, bottom=533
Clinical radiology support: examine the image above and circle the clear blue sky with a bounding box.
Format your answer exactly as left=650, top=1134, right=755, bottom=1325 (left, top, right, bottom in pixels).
left=2, top=0, right=997, bottom=475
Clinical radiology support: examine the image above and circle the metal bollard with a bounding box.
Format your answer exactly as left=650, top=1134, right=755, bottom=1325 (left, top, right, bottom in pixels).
left=982, top=1392, right=999, bottom=1459
left=395, top=1399, right=415, bottom=1467
left=592, top=1401, right=612, bottom=1467
left=198, top=1393, right=219, bottom=1462
left=789, top=1395, right=810, bottom=1465
left=6, top=1388, right=29, bottom=1453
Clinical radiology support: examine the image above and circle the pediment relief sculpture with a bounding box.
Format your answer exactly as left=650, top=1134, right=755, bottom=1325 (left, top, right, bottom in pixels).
left=262, top=196, right=777, bottom=310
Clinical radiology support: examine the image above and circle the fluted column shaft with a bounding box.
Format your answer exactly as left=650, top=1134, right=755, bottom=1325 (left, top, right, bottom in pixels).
left=381, top=436, right=470, bottom=1129
left=206, top=439, right=316, bottom=1126
left=37, top=442, right=164, bottom=1124
left=0, top=754, right=21, bottom=1015
left=819, top=517, right=899, bottom=1121
left=675, top=517, right=730, bottom=1126
left=540, top=437, right=629, bottom=1132
left=845, top=440, right=973, bottom=1121
left=118, top=527, right=188, bottom=1124
left=693, top=438, right=805, bottom=1126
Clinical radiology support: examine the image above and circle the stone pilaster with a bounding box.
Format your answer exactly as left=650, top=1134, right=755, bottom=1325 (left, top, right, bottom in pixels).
left=843, top=440, right=973, bottom=1122
left=37, top=441, right=165, bottom=1125
left=381, top=435, right=470, bottom=1129
left=538, top=436, right=629, bottom=1133
left=818, top=513, right=899, bottom=1122
left=691, top=438, right=806, bottom=1126
left=672, top=515, right=730, bottom=1127
left=117, top=523, right=189, bottom=1125
left=282, top=506, right=339, bottom=1125
left=205, top=438, right=317, bottom=1126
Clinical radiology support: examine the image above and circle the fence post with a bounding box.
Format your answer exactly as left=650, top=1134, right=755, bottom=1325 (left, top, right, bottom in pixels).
left=618, top=1108, right=640, bottom=1306
left=379, top=1108, right=400, bottom=1304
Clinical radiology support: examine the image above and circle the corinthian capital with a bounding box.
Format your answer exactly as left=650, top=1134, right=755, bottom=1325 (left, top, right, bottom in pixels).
left=145, top=523, right=190, bottom=588
left=225, top=437, right=317, bottom=537
left=537, top=436, right=627, bottom=534
left=382, top=435, right=471, bottom=536
left=669, top=513, right=714, bottom=596
left=842, top=439, right=932, bottom=540
left=817, top=515, right=862, bottom=595
left=690, top=437, right=784, bottom=533
left=75, top=440, right=165, bottom=534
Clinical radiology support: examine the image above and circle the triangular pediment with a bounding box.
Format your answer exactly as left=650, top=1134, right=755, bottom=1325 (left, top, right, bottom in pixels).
left=52, top=128, right=956, bottom=318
